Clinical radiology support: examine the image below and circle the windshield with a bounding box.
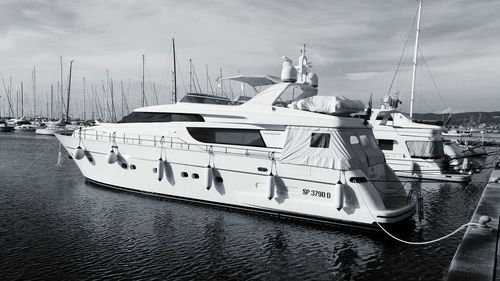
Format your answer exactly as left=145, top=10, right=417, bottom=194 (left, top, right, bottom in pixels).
left=272, top=84, right=317, bottom=108
left=406, top=140, right=445, bottom=159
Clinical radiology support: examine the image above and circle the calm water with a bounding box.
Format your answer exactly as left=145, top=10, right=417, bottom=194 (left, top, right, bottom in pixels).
left=0, top=133, right=495, bottom=280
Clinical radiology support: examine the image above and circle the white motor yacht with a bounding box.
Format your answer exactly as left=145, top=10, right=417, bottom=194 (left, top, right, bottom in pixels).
left=55, top=52, right=415, bottom=227
left=366, top=95, right=471, bottom=182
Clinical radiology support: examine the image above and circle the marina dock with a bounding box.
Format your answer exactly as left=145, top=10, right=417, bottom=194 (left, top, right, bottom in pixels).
left=445, top=165, right=500, bottom=281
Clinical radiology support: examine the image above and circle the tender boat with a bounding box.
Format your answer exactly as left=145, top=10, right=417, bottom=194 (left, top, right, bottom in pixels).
left=55, top=51, right=415, bottom=227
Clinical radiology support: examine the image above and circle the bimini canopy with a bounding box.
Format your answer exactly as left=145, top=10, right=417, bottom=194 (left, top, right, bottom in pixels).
left=280, top=126, right=385, bottom=170
left=218, top=75, right=280, bottom=87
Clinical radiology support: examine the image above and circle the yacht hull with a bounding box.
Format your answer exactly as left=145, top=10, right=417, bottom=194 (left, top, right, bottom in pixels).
left=36, top=127, right=74, bottom=135
left=385, top=157, right=471, bottom=182
left=56, top=133, right=416, bottom=226
left=0, top=126, right=14, bottom=132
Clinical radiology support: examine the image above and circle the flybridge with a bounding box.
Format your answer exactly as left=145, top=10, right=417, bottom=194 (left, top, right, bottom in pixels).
left=169, top=48, right=364, bottom=117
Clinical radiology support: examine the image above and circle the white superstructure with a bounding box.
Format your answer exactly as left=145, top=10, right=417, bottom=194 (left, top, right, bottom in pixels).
left=56, top=52, right=415, bottom=227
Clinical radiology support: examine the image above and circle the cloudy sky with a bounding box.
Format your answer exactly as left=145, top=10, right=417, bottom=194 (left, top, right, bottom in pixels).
left=0, top=0, right=499, bottom=117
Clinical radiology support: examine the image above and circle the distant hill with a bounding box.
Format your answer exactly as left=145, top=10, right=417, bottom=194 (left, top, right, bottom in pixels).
left=412, top=111, right=500, bottom=126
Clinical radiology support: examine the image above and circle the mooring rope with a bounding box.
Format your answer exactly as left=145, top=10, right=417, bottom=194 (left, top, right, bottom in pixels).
left=357, top=186, right=488, bottom=245
left=21, top=145, right=58, bottom=171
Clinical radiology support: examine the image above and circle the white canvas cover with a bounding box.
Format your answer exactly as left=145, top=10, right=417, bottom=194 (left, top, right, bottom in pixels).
left=289, top=96, right=365, bottom=115
left=406, top=140, right=445, bottom=158
left=280, top=126, right=385, bottom=170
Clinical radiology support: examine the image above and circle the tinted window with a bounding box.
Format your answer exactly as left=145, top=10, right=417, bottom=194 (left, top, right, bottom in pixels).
left=118, top=112, right=204, bottom=123
left=375, top=112, right=394, bottom=121
left=350, top=135, right=359, bottom=144
left=187, top=127, right=266, bottom=147
left=180, top=94, right=232, bottom=105
left=310, top=133, right=330, bottom=148
left=378, top=139, right=394, bottom=151
left=171, top=113, right=204, bottom=122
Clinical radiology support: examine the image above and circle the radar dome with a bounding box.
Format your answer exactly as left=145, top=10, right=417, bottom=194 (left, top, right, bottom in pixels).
left=281, top=57, right=297, bottom=83
left=307, top=72, right=318, bottom=88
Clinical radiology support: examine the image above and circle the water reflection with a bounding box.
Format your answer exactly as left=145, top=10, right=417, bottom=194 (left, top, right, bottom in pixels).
left=0, top=133, right=496, bottom=280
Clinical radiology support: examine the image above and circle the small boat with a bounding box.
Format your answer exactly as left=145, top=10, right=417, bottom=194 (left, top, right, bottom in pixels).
left=0, top=121, right=14, bottom=132
left=35, top=121, right=75, bottom=135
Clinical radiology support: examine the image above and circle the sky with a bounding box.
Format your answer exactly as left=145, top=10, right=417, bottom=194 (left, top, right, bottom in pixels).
left=0, top=0, right=499, bottom=118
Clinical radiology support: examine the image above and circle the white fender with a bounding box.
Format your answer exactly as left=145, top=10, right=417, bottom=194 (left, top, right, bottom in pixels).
left=460, top=158, right=470, bottom=172
left=205, top=165, right=213, bottom=190
left=334, top=181, right=345, bottom=211
left=158, top=158, right=165, bottom=181
left=106, top=149, right=117, bottom=164
left=163, top=159, right=174, bottom=184
left=266, top=173, right=275, bottom=200
left=72, top=146, right=85, bottom=160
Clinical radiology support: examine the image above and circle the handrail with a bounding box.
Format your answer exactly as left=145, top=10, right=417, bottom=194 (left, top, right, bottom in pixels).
left=73, top=128, right=281, bottom=159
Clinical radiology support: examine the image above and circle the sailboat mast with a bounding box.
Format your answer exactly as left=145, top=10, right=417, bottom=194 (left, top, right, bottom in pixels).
left=60, top=56, right=64, bottom=120
left=120, top=80, right=124, bottom=118
left=172, top=38, right=177, bottom=103
left=21, top=82, right=24, bottom=117
left=410, top=0, right=422, bottom=118
left=110, top=79, right=116, bottom=122
left=50, top=84, right=53, bottom=119
left=83, top=77, right=86, bottom=121
left=189, top=59, right=192, bottom=94
left=142, top=54, right=145, bottom=107
left=65, top=60, right=74, bottom=120
left=206, top=65, right=209, bottom=95
left=32, top=67, right=36, bottom=118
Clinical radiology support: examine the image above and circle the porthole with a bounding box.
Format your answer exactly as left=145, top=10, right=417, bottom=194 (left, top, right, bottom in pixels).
left=192, top=173, right=199, bottom=179
left=130, top=164, right=136, bottom=170
left=181, top=172, right=188, bottom=178
left=153, top=168, right=158, bottom=173
left=121, top=163, right=128, bottom=169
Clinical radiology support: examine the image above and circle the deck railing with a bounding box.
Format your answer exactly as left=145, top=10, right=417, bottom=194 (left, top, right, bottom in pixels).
left=73, top=128, right=280, bottom=160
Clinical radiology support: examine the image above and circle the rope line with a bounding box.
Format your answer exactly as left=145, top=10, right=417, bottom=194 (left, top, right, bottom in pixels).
left=22, top=145, right=57, bottom=171
left=357, top=186, right=485, bottom=245
left=387, top=7, right=418, bottom=96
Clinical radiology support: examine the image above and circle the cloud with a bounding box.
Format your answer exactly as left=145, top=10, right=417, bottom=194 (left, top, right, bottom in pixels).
left=345, top=72, right=385, bottom=81
left=0, top=0, right=499, bottom=116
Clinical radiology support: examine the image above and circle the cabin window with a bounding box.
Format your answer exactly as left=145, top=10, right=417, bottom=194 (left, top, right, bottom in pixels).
left=118, top=112, right=204, bottom=123
left=310, top=133, right=330, bottom=148
left=375, top=112, right=394, bottom=121
left=349, top=135, right=359, bottom=144
left=187, top=127, right=266, bottom=147
left=378, top=139, right=394, bottom=151
left=359, top=134, right=378, bottom=148
left=273, top=85, right=316, bottom=107
left=180, top=94, right=232, bottom=105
